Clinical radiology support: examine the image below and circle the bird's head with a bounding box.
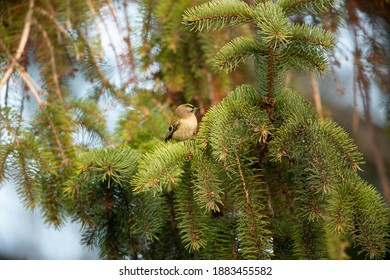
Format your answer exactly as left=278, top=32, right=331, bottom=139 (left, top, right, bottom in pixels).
left=175, top=104, right=199, bottom=118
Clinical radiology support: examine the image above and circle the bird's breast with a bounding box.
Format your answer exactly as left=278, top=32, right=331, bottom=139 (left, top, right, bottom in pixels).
left=173, top=115, right=198, bottom=140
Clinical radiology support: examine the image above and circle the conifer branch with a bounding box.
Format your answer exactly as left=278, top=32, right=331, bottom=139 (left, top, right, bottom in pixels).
left=134, top=141, right=197, bottom=193
left=40, top=182, right=64, bottom=228
left=68, top=146, right=145, bottom=259
left=175, top=179, right=207, bottom=252
left=70, top=98, right=108, bottom=145
left=133, top=193, right=166, bottom=241
left=267, top=46, right=275, bottom=98
left=254, top=1, right=292, bottom=48
left=0, top=0, right=35, bottom=91
left=4, top=0, right=381, bottom=260
left=320, top=119, right=364, bottom=171
left=0, top=32, right=48, bottom=100
left=137, top=196, right=156, bottom=240
left=235, top=150, right=255, bottom=223
left=282, top=45, right=329, bottom=73
left=310, top=73, right=323, bottom=117
left=327, top=183, right=354, bottom=234
left=0, top=109, right=21, bottom=146
left=1, top=57, right=70, bottom=164
left=41, top=108, right=69, bottom=164
left=89, top=0, right=124, bottom=86
left=15, top=151, right=37, bottom=209
left=15, top=64, right=48, bottom=106
left=182, top=0, right=253, bottom=32
left=33, top=19, right=64, bottom=104
left=122, top=1, right=138, bottom=84
left=66, top=0, right=72, bottom=30
left=35, top=6, right=81, bottom=61
left=292, top=219, right=328, bottom=259
left=192, top=158, right=224, bottom=212
left=328, top=173, right=390, bottom=259
left=15, top=0, right=35, bottom=60
left=351, top=178, right=389, bottom=259
left=232, top=150, right=271, bottom=259
left=213, top=37, right=266, bottom=72
left=76, top=27, right=131, bottom=104
left=0, top=61, right=15, bottom=93
left=290, top=23, right=336, bottom=48
left=278, top=0, right=335, bottom=15
left=0, top=143, right=12, bottom=183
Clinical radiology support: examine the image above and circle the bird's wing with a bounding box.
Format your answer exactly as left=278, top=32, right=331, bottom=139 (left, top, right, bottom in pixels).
left=164, top=121, right=180, bottom=142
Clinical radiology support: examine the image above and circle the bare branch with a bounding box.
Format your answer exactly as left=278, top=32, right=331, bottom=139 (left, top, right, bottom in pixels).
left=66, top=0, right=72, bottom=30
left=122, top=1, right=138, bottom=85
left=16, top=0, right=35, bottom=59
left=88, top=0, right=124, bottom=85
left=35, top=6, right=81, bottom=61
left=15, top=65, right=47, bottom=107
left=33, top=19, right=64, bottom=104
left=0, top=0, right=35, bottom=91
left=0, top=111, right=21, bottom=146
left=310, top=73, right=323, bottom=118
left=0, top=65, right=15, bottom=93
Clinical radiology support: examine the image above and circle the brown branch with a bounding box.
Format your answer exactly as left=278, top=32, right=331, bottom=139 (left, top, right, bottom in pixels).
left=85, top=0, right=104, bottom=59
left=42, top=108, right=69, bottom=165
left=66, top=0, right=72, bottom=30
left=234, top=150, right=257, bottom=234
left=91, top=0, right=124, bottom=86
left=13, top=67, right=67, bottom=164
left=35, top=6, right=81, bottom=61
left=0, top=21, right=67, bottom=164
left=78, top=29, right=111, bottom=88
left=15, top=65, right=47, bottom=107
left=329, top=58, right=345, bottom=95
left=352, top=28, right=360, bottom=135
left=77, top=27, right=130, bottom=104
left=267, top=46, right=275, bottom=98
left=15, top=0, right=35, bottom=61
left=0, top=111, right=21, bottom=146
left=352, top=27, right=390, bottom=204
left=33, top=19, right=64, bottom=104
left=0, top=0, right=35, bottom=91
left=352, top=65, right=359, bottom=135
left=122, top=1, right=138, bottom=85
left=105, top=0, right=122, bottom=34
left=0, top=62, right=16, bottom=93
left=310, top=73, right=323, bottom=118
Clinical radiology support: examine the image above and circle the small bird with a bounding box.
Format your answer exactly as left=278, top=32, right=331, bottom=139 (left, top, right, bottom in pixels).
left=165, top=104, right=199, bottom=142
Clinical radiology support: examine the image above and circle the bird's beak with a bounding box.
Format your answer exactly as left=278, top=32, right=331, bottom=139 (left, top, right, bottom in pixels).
left=195, top=107, right=200, bottom=113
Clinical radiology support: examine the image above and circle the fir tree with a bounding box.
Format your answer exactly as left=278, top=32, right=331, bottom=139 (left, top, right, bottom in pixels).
left=0, top=0, right=113, bottom=228
left=131, top=0, right=389, bottom=259
left=1, top=0, right=389, bottom=260
left=138, top=0, right=253, bottom=112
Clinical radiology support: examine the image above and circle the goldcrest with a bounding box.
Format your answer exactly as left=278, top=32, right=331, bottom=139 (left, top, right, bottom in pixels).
left=165, top=104, right=199, bottom=142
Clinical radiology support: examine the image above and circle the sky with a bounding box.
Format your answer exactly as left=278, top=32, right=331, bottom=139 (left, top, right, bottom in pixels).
left=0, top=182, right=99, bottom=259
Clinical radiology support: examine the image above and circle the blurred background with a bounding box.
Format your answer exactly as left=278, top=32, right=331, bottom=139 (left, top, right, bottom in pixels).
left=0, top=0, right=389, bottom=259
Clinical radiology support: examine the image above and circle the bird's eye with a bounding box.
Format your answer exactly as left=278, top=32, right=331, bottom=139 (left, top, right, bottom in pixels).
left=184, top=104, right=194, bottom=112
